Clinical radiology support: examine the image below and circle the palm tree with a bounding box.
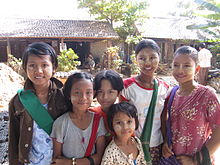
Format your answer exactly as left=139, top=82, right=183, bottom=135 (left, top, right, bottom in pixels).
left=187, top=0, right=220, bottom=38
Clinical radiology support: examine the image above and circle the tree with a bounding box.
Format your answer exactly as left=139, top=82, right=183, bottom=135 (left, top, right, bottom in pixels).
left=186, top=0, right=220, bottom=38
left=77, top=0, right=147, bottom=39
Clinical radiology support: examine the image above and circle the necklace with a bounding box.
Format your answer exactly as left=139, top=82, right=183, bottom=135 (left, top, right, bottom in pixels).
left=138, top=75, right=154, bottom=88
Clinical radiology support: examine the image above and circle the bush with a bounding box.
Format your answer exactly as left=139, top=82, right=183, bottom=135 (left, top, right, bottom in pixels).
left=57, top=48, right=81, bottom=72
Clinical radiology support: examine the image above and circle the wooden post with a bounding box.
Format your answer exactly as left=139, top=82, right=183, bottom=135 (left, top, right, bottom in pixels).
left=60, top=38, right=65, bottom=50
left=7, top=38, right=11, bottom=55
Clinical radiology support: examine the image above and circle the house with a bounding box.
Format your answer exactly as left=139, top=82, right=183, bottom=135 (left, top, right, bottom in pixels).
left=0, top=17, right=119, bottom=65
left=136, top=16, right=215, bottom=63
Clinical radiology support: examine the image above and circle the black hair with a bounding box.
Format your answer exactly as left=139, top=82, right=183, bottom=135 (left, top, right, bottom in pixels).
left=107, top=101, right=139, bottom=133
left=198, top=43, right=206, bottom=49
left=174, top=46, right=198, bottom=64
left=22, top=42, right=58, bottom=71
left=93, top=70, right=124, bottom=98
left=135, top=39, right=160, bottom=56
left=63, top=71, right=93, bottom=111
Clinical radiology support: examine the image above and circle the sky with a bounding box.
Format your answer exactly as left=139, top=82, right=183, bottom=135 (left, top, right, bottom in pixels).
left=0, top=0, right=191, bottom=20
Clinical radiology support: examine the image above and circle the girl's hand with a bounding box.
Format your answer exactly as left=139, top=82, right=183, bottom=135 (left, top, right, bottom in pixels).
left=176, top=155, right=195, bottom=165
left=162, top=142, right=174, bottom=158
left=51, top=156, right=72, bottom=165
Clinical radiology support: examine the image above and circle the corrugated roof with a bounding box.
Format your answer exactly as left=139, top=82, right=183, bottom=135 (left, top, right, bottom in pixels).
left=136, top=17, right=217, bottom=40
left=0, top=18, right=119, bottom=39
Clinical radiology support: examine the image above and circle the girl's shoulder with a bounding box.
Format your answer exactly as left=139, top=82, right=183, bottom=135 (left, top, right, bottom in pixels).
left=123, top=77, right=136, bottom=88
left=54, top=112, right=70, bottom=123
left=156, top=77, right=170, bottom=89
left=196, top=84, right=217, bottom=96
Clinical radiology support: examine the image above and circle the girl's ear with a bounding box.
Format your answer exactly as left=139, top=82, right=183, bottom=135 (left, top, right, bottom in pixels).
left=195, top=65, right=200, bottom=73
left=117, top=91, right=122, bottom=97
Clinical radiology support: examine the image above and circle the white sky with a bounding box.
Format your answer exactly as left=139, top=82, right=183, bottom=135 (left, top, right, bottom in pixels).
left=0, top=0, right=192, bottom=19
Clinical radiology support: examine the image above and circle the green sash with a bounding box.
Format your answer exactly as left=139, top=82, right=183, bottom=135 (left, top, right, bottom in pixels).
left=140, top=79, right=158, bottom=164
left=17, top=89, right=54, bottom=135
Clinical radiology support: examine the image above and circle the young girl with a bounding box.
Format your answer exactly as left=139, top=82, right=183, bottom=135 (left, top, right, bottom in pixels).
left=121, top=39, right=169, bottom=164
left=8, top=42, right=67, bottom=165
left=90, top=69, right=124, bottom=137
left=162, top=46, right=220, bottom=165
left=101, top=101, right=147, bottom=165
left=51, top=72, right=106, bottom=165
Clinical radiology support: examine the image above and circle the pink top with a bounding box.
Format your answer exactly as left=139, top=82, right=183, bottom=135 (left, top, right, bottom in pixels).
left=171, top=85, right=220, bottom=156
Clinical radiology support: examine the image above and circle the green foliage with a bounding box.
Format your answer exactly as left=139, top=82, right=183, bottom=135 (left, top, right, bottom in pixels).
left=125, top=35, right=143, bottom=45
left=7, top=54, right=22, bottom=73
left=206, top=39, right=220, bottom=68
left=78, top=0, right=148, bottom=40
left=57, top=48, right=81, bottom=72
left=129, top=53, right=140, bottom=75
left=106, top=46, right=122, bottom=71
left=186, top=0, right=220, bottom=38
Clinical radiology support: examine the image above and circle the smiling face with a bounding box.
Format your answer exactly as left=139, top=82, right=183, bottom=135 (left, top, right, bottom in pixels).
left=26, top=54, right=54, bottom=88
left=136, top=48, right=159, bottom=76
left=96, top=79, right=119, bottom=112
left=70, top=79, right=94, bottom=112
left=172, top=53, right=198, bottom=84
left=112, top=112, right=136, bottom=139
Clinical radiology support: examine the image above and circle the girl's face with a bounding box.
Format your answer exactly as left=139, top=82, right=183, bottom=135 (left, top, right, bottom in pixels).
left=136, top=48, right=159, bottom=76
left=112, top=112, right=136, bottom=139
left=96, top=79, right=119, bottom=111
left=172, top=53, right=198, bottom=84
left=70, top=79, right=93, bottom=111
left=26, top=54, right=54, bottom=87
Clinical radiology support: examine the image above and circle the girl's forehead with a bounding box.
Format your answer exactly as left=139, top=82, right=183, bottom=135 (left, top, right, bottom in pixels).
left=137, top=48, right=159, bottom=56
left=71, top=79, right=93, bottom=87
left=174, top=53, right=195, bottom=63
left=27, top=54, right=51, bottom=61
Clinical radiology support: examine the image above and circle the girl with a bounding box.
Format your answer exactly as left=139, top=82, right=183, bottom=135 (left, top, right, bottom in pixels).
left=121, top=39, right=169, bottom=164
left=101, top=101, right=147, bottom=165
left=90, top=69, right=124, bottom=136
left=51, top=72, right=106, bottom=165
left=162, top=46, right=220, bottom=165
left=8, top=42, right=67, bottom=165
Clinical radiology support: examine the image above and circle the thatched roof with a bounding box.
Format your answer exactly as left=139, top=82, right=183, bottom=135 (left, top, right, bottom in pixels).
left=136, top=17, right=217, bottom=40
left=0, top=18, right=119, bottom=39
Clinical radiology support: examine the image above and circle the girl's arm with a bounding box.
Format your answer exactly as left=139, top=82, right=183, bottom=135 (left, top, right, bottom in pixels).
left=88, top=135, right=106, bottom=165
left=53, top=138, right=62, bottom=158
left=206, top=126, right=220, bottom=156
left=161, top=97, right=173, bottom=158
left=8, top=97, right=22, bottom=165
left=52, top=136, right=106, bottom=165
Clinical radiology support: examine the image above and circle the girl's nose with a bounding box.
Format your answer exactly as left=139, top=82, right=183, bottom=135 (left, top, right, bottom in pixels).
left=143, top=59, right=150, bottom=65
left=81, top=93, right=87, bottom=99
left=178, top=65, right=185, bottom=73
left=122, top=123, right=128, bottom=129
left=35, top=66, right=43, bottom=73
left=103, top=93, right=108, bottom=99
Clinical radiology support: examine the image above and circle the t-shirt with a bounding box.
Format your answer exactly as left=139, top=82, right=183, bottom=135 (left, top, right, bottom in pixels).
left=121, top=77, right=169, bottom=147
left=51, top=111, right=106, bottom=158
left=198, top=48, right=212, bottom=68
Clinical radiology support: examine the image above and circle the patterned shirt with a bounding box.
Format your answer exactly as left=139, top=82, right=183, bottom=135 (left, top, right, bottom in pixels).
left=171, top=85, right=220, bottom=156
left=25, top=104, right=53, bottom=165
left=101, top=136, right=147, bottom=165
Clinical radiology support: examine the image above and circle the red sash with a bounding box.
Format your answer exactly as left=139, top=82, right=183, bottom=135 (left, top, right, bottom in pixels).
left=84, top=113, right=101, bottom=157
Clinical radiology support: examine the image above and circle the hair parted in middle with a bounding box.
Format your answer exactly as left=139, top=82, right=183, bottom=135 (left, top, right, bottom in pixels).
left=107, top=101, right=139, bottom=133
left=63, top=71, right=93, bottom=110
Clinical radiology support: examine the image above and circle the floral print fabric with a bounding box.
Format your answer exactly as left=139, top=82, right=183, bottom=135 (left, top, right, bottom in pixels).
left=171, top=85, right=220, bottom=156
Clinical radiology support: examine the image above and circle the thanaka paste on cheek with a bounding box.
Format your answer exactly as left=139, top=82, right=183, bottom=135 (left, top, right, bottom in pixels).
left=178, top=64, right=195, bottom=74
left=113, top=124, right=122, bottom=131
left=70, top=95, right=77, bottom=104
